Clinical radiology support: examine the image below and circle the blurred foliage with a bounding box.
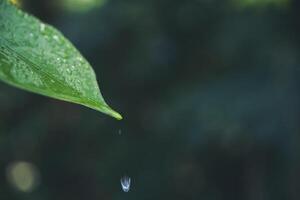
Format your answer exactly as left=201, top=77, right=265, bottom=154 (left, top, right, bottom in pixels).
left=58, top=0, right=107, bottom=13
left=0, top=0, right=299, bottom=199
left=233, top=0, right=290, bottom=8
left=9, top=0, right=21, bottom=6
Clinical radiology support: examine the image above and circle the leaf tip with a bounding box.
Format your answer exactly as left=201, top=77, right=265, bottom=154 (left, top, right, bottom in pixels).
left=113, top=112, right=123, bottom=120
left=100, top=105, right=123, bottom=120
left=107, top=109, right=123, bottom=120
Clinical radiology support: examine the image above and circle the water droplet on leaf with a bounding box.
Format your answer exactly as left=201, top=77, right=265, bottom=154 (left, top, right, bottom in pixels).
left=52, top=35, right=59, bottom=41
left=40, top=23, right=45, bottom=32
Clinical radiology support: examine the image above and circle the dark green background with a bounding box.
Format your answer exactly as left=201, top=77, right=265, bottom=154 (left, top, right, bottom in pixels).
left=0, top=0, right=299, bottom=199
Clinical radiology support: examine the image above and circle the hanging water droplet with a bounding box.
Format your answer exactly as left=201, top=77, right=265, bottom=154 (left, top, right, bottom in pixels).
left=120, top=175, right=131, bottom=192
left=118, top=129, right=122, bottom=135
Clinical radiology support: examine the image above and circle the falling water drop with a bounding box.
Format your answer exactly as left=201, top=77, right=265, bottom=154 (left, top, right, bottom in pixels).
left=120, top=175, right=131, bottom=192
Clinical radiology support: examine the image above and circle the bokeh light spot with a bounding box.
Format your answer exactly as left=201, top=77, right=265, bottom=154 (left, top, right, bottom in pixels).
left=6, top=161, right=40, bottom=193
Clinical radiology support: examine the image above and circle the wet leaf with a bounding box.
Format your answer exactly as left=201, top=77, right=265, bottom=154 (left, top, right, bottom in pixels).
left=0, top=1, right=122, bottom=120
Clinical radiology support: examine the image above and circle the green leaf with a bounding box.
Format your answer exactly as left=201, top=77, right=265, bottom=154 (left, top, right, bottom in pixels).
left=0, top=1, right=122, bottom=120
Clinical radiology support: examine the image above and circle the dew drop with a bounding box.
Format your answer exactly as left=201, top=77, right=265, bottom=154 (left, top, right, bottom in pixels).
left=53, top=35, right=59, bottom=41
left=40, top=23, right=45, bottom=32
left=120, top=175, right=131, bottom=192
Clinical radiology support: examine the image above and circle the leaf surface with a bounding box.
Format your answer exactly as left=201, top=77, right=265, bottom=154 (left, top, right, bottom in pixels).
left=0, top=1, right=122, bottom=120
